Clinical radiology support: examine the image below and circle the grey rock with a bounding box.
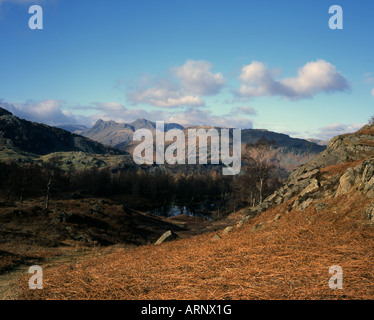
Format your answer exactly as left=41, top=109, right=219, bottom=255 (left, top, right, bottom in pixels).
left=334, top=159, right=374, bottom=197
left=295, top=169, right=320, bottom=182
left=336, top=168, right=356, bottom=196
left=154, top=230, right=179, bottom=245
left=237, top=214, right=251, bottom=228
left=300, top=179, right=320, bottom=197
left=292, top=198, right=313, bottom=211
left=222, top=226, right=234, bottom=235
left=212, top=233, right=221, bottom=241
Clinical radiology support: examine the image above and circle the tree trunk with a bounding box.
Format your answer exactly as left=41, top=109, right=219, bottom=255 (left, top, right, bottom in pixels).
left=45, top=172, right=54, bottom=210
left=258, top=178, right=264, bottom=204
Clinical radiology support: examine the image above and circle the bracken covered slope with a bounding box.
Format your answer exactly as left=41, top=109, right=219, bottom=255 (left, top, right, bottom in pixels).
left=20, top=125, right=374, bottom=300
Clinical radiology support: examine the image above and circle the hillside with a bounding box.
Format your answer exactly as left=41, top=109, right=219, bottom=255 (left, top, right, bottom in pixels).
left=78, top=119, right=325, bottom=176
left=0, top=107, right=122, bottom=157
left=20, top=124, right=374, bottom=300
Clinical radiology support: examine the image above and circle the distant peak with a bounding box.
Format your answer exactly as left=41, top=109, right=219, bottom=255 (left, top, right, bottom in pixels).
left=90, top=119, right=119, bottom=131
left=130, top=118, right=156, bottom=130
left=131, top=118, right=150, bottom=124
left=94, top=119, right=117, bottom=125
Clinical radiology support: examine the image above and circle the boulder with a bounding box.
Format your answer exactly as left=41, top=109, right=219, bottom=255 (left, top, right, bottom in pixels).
left=335, top=168, right=356, bottom=196
left=292, top=198, right=313, bottom=211
left=236, top=214, right=251, bottom=228
left=299, top=179, right=320, bottom=197
left=154, top=230, right=179, bottom=245
left=335, top=159, right=374, bottom=197
left=295, top=169, right=320, bottom=182
left=362, top=161, right=374, bottom=198
left=212, top=233, right=221, bottom=241
left=222, top=226, right=234, bottom=235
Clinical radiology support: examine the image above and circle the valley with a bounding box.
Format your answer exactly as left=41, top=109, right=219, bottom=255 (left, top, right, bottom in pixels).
left=0, top=107, right=373, bottom=300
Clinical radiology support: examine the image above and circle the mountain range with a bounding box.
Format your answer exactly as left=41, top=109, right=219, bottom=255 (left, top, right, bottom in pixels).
left=0, top=107, right=326, bottom=176
left=61, top=119, right=184, bottom=148
left=65, top=119, right=326, bottom=175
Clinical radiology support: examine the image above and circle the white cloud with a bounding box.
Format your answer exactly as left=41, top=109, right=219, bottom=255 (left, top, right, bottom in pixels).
left=128, top=86, right=202, bottom=108
left=127, top=79, right=203, bottom=108
left=173, top=60, right=226, bottom=96
left=0, top=99, right=77, bottom=126
left=238, top=60, right=350, bottom=100
left=239, top=61, right=279, bottom=97
left=371, top=88, right=374, bottom=97
left=127, top=60, right=225, bottom=108
left=316, top=123, right=363, bottom=140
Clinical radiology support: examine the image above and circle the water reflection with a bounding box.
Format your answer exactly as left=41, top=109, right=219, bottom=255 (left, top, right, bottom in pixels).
left=147, top=204, right=212, bottom=220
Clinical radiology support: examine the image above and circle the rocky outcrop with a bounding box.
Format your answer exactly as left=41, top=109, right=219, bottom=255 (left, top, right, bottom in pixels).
left=335, top=159, right=374, bottom=198
left=241, top=124, right=374, bottom=219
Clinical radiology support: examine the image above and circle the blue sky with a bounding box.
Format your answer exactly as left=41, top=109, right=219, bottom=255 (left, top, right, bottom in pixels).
left=0, top=0, right=373, bottom=140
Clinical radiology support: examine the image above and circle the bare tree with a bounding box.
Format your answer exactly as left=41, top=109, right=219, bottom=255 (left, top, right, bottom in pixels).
left=241, top=137, right=277, bottom=205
